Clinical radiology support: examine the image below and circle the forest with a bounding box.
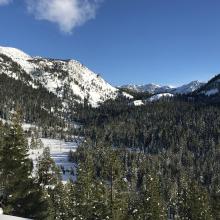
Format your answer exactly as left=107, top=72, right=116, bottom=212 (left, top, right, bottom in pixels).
left=0, top=95, right=220, bottom=219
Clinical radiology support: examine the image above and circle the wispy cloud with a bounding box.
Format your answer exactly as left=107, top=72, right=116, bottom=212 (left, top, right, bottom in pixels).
left=0, top=0, right=12, bottom=6
left=26, top=0, right=102, bottom=33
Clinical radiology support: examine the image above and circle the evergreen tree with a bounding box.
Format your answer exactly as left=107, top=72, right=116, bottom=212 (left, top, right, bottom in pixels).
left=177, top=176, right=213, bottom=220
left=74, top=153, right=109, bottom=220
left=49, top=182, right=68, bottom=220
left=211, top=188, right=220, bottom=220
left=65, top=181, right=76, bottom=220
left=0, top=121, right=5, bottom=203
left=187, top=181, right=213, bottom=220
left=0, top=111, right=50, bottom=219
left=36, top=147, right=61, bottom=187
left=138, top=172, right=166, bottom=220
left=104, top=148, right=128, bottom=220
left=30, top=129, right=43, bottom=150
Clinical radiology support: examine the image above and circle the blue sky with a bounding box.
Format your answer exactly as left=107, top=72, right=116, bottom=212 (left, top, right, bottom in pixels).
left=0, top=0, right=220, bottom=86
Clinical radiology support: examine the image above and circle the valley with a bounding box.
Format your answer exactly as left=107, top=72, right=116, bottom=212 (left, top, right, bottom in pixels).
left=0, top=46, right=220, bottom=220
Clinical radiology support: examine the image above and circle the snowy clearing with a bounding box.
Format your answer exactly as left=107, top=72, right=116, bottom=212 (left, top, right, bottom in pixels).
left=29, top=138, right=79, bottom=183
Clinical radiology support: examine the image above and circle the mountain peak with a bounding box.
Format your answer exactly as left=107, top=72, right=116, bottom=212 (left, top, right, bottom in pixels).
left=0, top=46, right=31, bottom=60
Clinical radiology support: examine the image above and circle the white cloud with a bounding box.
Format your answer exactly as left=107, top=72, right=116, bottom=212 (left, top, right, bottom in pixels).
left=0, top=0, right=12, bottom=6
left=26, top=0, right=102, bottom=33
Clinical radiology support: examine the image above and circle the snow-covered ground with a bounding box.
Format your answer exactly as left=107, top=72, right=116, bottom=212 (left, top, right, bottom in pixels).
left=0, top=215, right=30, bottom=220
left=29, top=138, right=79, bottom=183
left=0, top=117, right=80, bottom=182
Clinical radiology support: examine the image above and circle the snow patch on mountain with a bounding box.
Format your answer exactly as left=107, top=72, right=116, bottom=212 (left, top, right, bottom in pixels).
left=133, top=100, right=144, bottom=106
left=148, top=93, right=174, bottom=102
left=204, top=88, right=219, bottom=96
left=121, top=91, right=133, bottom=99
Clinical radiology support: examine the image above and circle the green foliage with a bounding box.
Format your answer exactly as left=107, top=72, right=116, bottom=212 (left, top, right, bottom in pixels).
left=0, top=111, right=50, bottom=219
left=187, top=181, right=213, bottom=220
left=71, top=98, right=220, bottom=219
left=36, top=147, right=61, bottom=187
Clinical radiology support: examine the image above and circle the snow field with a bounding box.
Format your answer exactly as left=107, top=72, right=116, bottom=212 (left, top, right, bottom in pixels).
left=29, top=138, right=79, bottom=183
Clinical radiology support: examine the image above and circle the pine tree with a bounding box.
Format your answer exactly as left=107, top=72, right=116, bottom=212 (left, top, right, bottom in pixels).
left=211, top=188, right=220, bottom=220
left=65, top=181, right=76, bottom=219
left=74, top=152, right=109, bottom=220
left=74, top=154, right=98, bottom=219
left=177, top=176, right=213, bottom=220
left=0, top=121, right=5, bottom=202
left=176, top=174, right=191, bottom=219
left=0, top=111, right=50, bottom=219
left=30, top=129, right=43, bottom=149
left=188, top=181, right=213, bottom=220
left=1, top=111, right=32, bottom=215
left=36, top=147, right=61, bottom=187
left=104, top=148, right=128, bottom=220
left=49, top=182, right=68, bottom=220
left=138, top=172, right=166, bottom=220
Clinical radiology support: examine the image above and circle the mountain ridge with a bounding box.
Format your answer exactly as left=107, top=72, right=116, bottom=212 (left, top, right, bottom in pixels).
left=0, top=46, right=131, bottom=107
left=121, top=80, right=205, bottom=95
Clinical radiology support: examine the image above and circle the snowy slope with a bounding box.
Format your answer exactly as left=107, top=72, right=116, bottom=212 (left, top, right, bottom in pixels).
left=0, top=46, right=130, bottom=107
left=148, top=93, right=174, bottom=102
left=173, top=81, right=204, bottom=94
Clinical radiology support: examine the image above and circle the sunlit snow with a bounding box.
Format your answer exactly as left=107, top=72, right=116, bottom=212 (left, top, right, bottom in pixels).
left=29, top=138, right=79, bottom=183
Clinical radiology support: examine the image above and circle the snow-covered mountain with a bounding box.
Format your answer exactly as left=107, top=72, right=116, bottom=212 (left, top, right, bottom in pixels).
left=121, top=81, right=204, bottom=95
left=0, top=46, right=130, bottom=107
left=173, top=81, right=204, bottom=94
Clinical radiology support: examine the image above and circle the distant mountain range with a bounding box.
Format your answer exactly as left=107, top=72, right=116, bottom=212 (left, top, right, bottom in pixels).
left=124, top=76, right=220, bottom=105
left=121, top=80, right=205, bottom=95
